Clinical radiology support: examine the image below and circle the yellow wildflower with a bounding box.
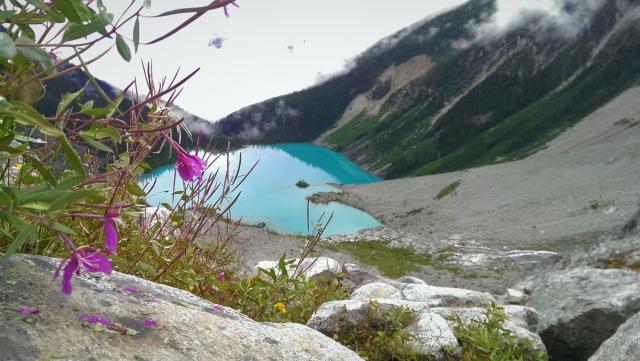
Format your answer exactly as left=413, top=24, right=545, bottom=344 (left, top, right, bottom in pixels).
left=14, top=163, right=23, bottom=170
left=274, top=302, right=286, bottom=314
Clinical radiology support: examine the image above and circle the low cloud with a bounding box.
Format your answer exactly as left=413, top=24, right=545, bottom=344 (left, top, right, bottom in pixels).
left=473, top=0, right=609, bottom=40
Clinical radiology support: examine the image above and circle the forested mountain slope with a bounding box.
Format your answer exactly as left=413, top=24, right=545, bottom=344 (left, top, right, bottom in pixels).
left=211, top=0, right=640, bottom=179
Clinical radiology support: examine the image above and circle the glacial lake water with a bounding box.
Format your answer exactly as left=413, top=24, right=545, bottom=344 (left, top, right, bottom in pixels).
left=142, top=143, right=383, bottom=237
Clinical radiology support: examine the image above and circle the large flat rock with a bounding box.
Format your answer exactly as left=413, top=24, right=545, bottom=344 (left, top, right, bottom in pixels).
left=527, top=267, right=640, bottom=361
left=0, top=254, right=362, bottom=361
left=589, top=312, right=640, bottom=361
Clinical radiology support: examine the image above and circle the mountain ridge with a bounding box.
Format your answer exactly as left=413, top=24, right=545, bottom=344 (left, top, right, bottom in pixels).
left=209, top=0, right=640, bottom=179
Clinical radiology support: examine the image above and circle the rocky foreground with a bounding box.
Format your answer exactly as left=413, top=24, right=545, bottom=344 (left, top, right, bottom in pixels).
left=2, top=253, right=639, bottom=361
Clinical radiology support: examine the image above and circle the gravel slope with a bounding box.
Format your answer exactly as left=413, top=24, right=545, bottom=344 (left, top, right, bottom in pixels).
left=336, top=86, right=640, bottom=249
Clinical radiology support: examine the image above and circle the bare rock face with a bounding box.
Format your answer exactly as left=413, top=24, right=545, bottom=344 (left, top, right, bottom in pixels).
left=588, top=312, right=640, bottom=361
left=401, top=283, right=496, bottom=307
left=527, top=267, right=640, bottom=361
left=350, top=282, right=404, bottom=301
left=0, top=254, right=363, bottom=361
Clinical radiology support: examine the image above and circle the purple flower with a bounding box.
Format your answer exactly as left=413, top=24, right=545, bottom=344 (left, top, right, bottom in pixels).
left=143, top=319, right=159, bottom=328
left=208, top=37, right=225, bottom=49
left=121, top=285, right=137, bottom=293
left=103, top=210, right=119, bottom=254
left=176, top=152, right=206, bottom=182
left=217, top=271, right=225, bottom=282
left=162, top=132, right=207, bottom=182
left=211, top=304, right=222, bottom=312
left=80, top=313, right=113, bottom=326
left=224, top=1, right=239, bottom=17
left=55, top=248, right=112, bottom=295
left=18, top=306, right=41, bottom=315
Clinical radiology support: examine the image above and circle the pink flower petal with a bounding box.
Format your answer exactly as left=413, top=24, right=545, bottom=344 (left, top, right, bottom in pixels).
left=143, top=319, right=159, bottom=328
left=104, top=220, right=118, bottom=254
left=176, top=153, right=206, bottom=182
left=80, top=313, right=113, bottom=326
left=122, top=285, right=137, bottom=293
left=18, top=306, right=41, bottom=315
left=211, top=304, right=222, bottom=312
left=58, top=248, right=113, bottom=295
left=61, top=257, right=79, bottom=295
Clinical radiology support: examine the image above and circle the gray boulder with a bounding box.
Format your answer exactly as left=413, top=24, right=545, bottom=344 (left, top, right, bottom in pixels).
left=402, top=283, right=496, bottom=307
left=589, top=312, right=640, bottom=361
left=0, top=254, right=362, bottom=361
left=527, top=267, right=640, bottom=361
left=307, top=299, right=433, bottom=334
left=350, top=282, right=404, bottom=301
left=340, top=268, right=383, bottom=291
left=396, top=276, right=427, bottom=284
left=405, top=312, right=460, bottom=359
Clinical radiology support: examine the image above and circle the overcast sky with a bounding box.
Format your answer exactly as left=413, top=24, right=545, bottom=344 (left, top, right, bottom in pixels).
left=88, top=0, right=466, bottom=121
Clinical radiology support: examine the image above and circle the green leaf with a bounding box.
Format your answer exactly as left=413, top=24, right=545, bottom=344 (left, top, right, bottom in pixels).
left=0, top=10, right=17, bottom=23
left=0, top=188, right=12, bottom=212
left=48, top=189, right=96, bottom=211
left=46, top=8, right=66, bottom=23
left=80, top=125, right=121, bottom=143
left=133, top=17, right=140, bottom=52
left=0, top=133, right=14, bottom=148
left=115, top=34, right=131, bottom=62
left=80, top=135, right=112, bottom=153
left=0, top=221, right=36, bottom=266
left=56, top=175, right=84, bottom=190
left=0, top=32, right=16, bottom=59
left=58, top=135, right=85, bottom=177
left=105, top=93, right=124, bottom=118
left=56, top=87, right=84, bottom=117
left=52, top=222, right=76, bottom=235
left=125, top=181, right=146, bottom=196
left=0, top=101, right=63, bottom=137
left=17, top=24, right=36, bottom=40
left=15, top=36, right=52, bottom=67
left=23, top=155, right=57, bottom=187
left=62, top=11, right=113, bottom=42
left=25, top=0, right=48, bottom=10
left=20, top=202, right=50, bottom=211
left=52, top=0, right=84, bottom=22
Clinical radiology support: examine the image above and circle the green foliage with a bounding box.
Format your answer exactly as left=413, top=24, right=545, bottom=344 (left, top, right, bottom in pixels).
left=0, top=1, right=238, bottom=299
left=447, top=303, right=547, bottom=361
left=434, top=180, right=461, bottom=200
left=109, top=214, right=235, bottom=299
left=329, top=240, right=432, bottom=278
left=334, top=301, right=420, bottom=361
left=211, top=255, right=348, bottom=323
left=327, top=112, right=379, bottom=149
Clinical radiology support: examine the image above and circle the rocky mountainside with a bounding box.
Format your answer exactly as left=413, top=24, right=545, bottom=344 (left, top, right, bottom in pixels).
left=211, top=0, right=640, bottom=179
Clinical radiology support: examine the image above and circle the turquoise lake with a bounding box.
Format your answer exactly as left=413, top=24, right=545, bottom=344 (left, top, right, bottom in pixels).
left=142, top=143, right=383, bottom=237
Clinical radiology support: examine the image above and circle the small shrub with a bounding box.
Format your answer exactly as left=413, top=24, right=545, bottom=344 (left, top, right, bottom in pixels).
left=435, top=180, right=461, bottom=200
left=296, top=180, right=310, bottom=188
left=213, top=255, right=348, bottom=323
left=334, top=301, right=419, bottom=361
left=447, top=303, right=547, bottom=361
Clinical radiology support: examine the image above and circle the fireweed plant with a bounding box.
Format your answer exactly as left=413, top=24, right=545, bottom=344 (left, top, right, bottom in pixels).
left=0, top=0, right=245, bottom=295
